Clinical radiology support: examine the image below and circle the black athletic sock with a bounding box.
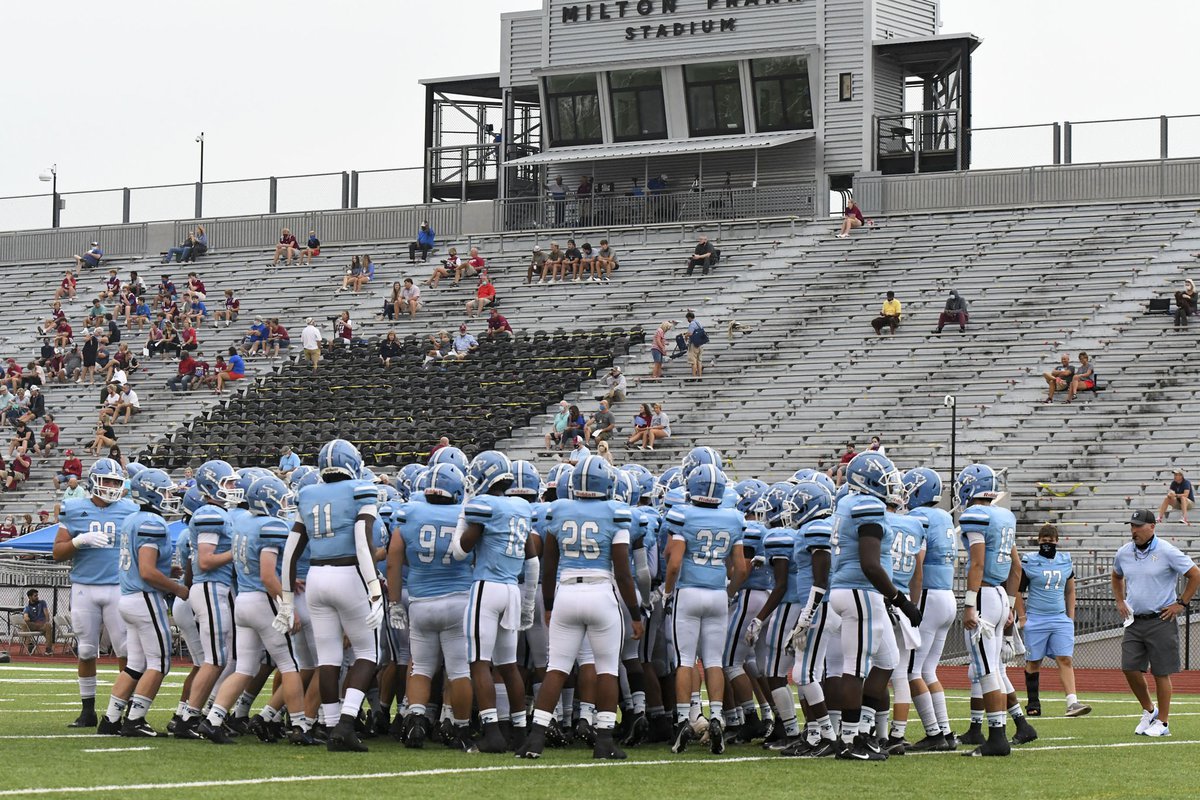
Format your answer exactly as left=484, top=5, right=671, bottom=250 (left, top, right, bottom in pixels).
left=82, top=697, right=96, bottom=714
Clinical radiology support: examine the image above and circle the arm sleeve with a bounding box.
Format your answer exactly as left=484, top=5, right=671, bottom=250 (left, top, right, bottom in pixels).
left=521, top=556, right=540, bottom=614
left=353, top=508, right=382, bottom=598
left=280, top=525, right=303, bottom=596
left=633, top=546, right=651, bottom=603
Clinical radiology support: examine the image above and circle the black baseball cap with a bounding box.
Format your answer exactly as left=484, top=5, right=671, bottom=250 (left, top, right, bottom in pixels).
left=1128, top=509, right=1155, bottom=526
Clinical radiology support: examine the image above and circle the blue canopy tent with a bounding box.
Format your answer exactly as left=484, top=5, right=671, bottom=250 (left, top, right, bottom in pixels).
left=0, top=521, right=188, bottom=554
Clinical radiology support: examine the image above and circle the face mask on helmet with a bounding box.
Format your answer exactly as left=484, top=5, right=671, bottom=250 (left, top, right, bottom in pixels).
left=91, top=475, right=126, bottom=503
left=217, top=475, right=244, bottom=506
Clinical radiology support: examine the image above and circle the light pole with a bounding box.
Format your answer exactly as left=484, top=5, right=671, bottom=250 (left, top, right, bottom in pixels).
left=195, top=133, right=205, bottom=218
left=38, top=165, right=58, bottom=228
left=944, top=394, right=957, bottom=488
left=196, top=132, right=205, bottom=184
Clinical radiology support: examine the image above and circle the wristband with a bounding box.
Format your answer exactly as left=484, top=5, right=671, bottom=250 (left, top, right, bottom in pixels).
left=1007, top=595, right=1017, bottom=610
left=964, top=590, right=978, bottom=609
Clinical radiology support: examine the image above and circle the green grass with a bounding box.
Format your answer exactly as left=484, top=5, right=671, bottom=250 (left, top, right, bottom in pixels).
left=1, top=661, right=1197, bottom=799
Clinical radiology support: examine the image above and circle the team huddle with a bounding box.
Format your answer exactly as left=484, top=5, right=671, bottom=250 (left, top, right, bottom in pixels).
left=52, top=440, right=1089, bottom=760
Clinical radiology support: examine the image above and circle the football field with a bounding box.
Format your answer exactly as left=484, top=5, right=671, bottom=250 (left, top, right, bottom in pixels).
left=1, top=662, right=1196, bottom=799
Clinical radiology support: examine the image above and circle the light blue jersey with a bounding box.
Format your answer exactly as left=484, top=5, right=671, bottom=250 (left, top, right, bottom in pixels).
left=283, top=510, right=311, bottom=581
left=190, top=504, right=234, bottom=586
left=664, top=504, right=745, bottom=591
left=397, top=501, right=474, bottom=598
left=295, top=479, right=379, bottom=561
left=742, top=520, right=772, bottom=591
left=637, top=507, right=661, bottom=581
left=887, top=511, right=926, bottom=594
left=958, top=503, right=1017, bottom=586
left=830, top=493, right=893, bottom=592
left=233, top=515, right=290, bottom=594
left=1020, top=551, right=1074, bottom=617
left=909, top=506, right=956, bottom=591
left=798, top=518, right=833, bottom=601
left=463, top=494, right=532, bottom=584
left=764, top=527, right=800, bottom=603
left=173, top=527, right=193, bottom=577
left=118, top=511, right=173, bottom=595
left=543, top=498, right=631, bottom=577
left=62, top=497, right=139, bottom=586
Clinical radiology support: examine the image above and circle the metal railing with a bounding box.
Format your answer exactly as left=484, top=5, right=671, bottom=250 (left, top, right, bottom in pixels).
left=495, top=184, right=816, bottom=232
left=875, top=109, right=962, bottom=172
left=970, top=113, right=1200, bottom=169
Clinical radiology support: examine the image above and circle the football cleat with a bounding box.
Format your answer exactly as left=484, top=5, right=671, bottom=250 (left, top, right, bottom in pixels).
left=575, top=718, right=598, bottom=747
left=800, top=738, right=839, bottom=758
left=173, top=717, right=203, bottom=740
left=68, top=712, right=99, bottom=729
left=670, top=720, right=693, bottom=754
left=248, top=714, right=277, bottom=743
left=389, top=712, right=409, bottom=742
left=478, top=721, right=509, bottom=754
left=308, top=723, right=330, bottom=743
left=405, top=715, right=431, bottom=749
left=835, top=735, right=887, bottom=761
left=908, top=733, right=947, bottom=752
left=1065, top=702, right=1092, bottom=718
left=198, top=718, right=235, bottom=744
left=372, top=711, right=390, bottom=737
left=779, top=738, right=813, bottom=757
left=958, top=723, right=985, bottom=746
left=97, top=717, right=122, bottom=736
left=885, top=735, right=908, bottom=755
left=964, top=727, right=1011, bottom=757
left=545, top=719, right=569, bottom=748
left=761, top=719, right=786, bottom=749
left=593, top=731, right=627, bottom=760
left=166, top=714, right=181, bottom=735
left=708, top=718, right=725, bottom=755
left=452, top=727, right=479, bottom=753
left=327, top=723, right=369, bottom=752
left=621, top=711, right=649, bottom=746
left=941, top=732, right=960, bottom=750
left=120, top=719, right=159, bottom=738
left=436, top=718, right=455, bottom=745
left=515, top=726, right=546, bottom=759
left=288, top=727, right=318, bottom=746
left=1011, top=719, right=1038, bottom=745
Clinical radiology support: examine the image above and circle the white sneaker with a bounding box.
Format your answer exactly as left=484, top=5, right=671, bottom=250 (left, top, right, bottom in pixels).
left=1135, top=707, right=1159, bottom=735
left=1144, top=719, right=1170, bottom=737
left=538, top=279, right=546, bottom=285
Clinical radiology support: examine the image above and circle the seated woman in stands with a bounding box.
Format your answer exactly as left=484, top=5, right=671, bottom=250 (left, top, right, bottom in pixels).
left=562, top=404, right=585, bottom=447
left=299, top=230, right=320, bottom=266
left=54, top=270, right=77, bottom=301
left=379, top=330, right=402, bottom=368
left=383, top=282, right=403, bottom=320
left=424, top=247, right=459, bottom=288
left=87, top=419, right=118, bottom=456
left=1175, top=278, right=1196, bottom=329
left=632, top=402, right=670, bottom=451
left=627, top=403, right=653, bottom=448
left=333, top=311, right=354, bottom=346
left=836, top=198, right=865, bottom=239
left=338, top=256, right=365, bottom=293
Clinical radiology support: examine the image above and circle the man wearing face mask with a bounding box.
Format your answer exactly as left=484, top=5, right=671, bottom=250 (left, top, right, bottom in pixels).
left=1112, top=509, right=1200, bottom=738
left=1017, top=524, right=1090, bottom=718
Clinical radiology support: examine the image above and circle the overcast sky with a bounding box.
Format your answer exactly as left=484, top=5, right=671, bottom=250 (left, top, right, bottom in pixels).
left=1, top=0, right=1195, bottom=230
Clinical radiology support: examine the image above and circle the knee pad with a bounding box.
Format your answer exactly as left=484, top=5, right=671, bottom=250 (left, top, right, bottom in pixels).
left=921, top=669, right=939, bottom=685
left=891, top=675, right=912, bottom=705
left=122, top=667, right=144, bottom=682
left=77, top=642, right=99, bottom=661
left=724, top=664, right=746, bottom=682
left=801, top=681, right=825, bottom=707
left=979, top=671, right=1002, bottom=695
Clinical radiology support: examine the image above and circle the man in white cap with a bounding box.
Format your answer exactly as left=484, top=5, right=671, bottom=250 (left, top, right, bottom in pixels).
left=566, top=435, right=590, bottom=467
left=300, top=318, right=322, bottom=372
left=601, top=366, right=626, bottom=404
left=75, top=242, right=104, bottom=270
left=526, top=246, right=547, bottom=285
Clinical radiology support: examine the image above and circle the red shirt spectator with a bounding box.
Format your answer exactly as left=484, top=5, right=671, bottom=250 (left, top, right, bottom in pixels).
left=486, top=309, right=513, bottom=336
left=56, top=319, right=73, bottom=340
left=8, top=452, right=31, bottom=489
left=178, top=354, right=197, bottom=376
left=61, top=453, right=83, bottom=479
left=182, top=325, right=199, bottom=348
left=0, top=519, right=16, bottom=541
left=188, top=276, right=206, bottom=296
left=39, top=419, right=59, bottom=448
left=61, top=273, right=76, bottom=292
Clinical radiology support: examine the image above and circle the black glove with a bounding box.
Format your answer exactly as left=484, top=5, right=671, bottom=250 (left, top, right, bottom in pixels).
left=893, top=592, right=922, bottom=627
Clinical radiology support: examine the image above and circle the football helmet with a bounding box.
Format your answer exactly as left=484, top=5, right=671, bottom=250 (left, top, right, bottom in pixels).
left=734, top=478, right=770, bottom=515
left=247, top=476, right=295, bottom=518
left=685, top=464, right=727, bottom=506
left=844, top=452, right=904, bottom=505
left=87, top=458, right=127, bottom=503
left=428, top=446, right=469, bottom=472
left=755, top=481, right=796, bottom=526
left=572, top=455, right=615, bottom=500
left=788, top=468, right=818, bottom=485
left=129, top=468, right=181, bottom=515
left=507, top=460, right=542, bottom=499
left=681, top=446, right=723, bottom=479
left=125, top=461, right=147, bottom=479
left=425, top=463, right=466, bottom=503
left=182, top=485, right=205, bottom=517
left=318, top=439, right=363, bottom=481
left=196, top=459, right=242, bottom=507
left=288, top=465, right=317, bottom=493
left=903, top=467, right=943, bottom=509
left=396, top=463, right=426, bottom=500
left=465, top=451, right=514, bottom=496
left=786, top=481, right=833, bottom=527
left=954, top=464, right=1001, bottom=512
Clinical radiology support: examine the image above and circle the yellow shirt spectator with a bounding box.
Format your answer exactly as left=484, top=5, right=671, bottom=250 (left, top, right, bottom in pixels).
left=881, top=298, right=902, bottom=319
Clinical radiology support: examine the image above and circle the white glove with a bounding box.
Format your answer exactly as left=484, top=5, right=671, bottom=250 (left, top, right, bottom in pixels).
left=789, top=620, right=810, bottom=654
left=1001, top=635, right=1015, bottom=662
left=973, top=618, right=997, bottom=644
left=365, top=597, right=384, bottom=630
left=1012, top=625, right=1027, bottom=657
left=388, top=603, right=408, bottom=631
left=648, top=585, right=666, bottom=608
left=271, top=598, right=295, bottom=636
left=750, top=555, right=766, bottom=569
left=744, top=617, right=763, bottom=646
left=72, top=531, right=108, bottom=549
left=520, top=603, right=535, bottom=631
left=795, top=604, right=816, bottom=633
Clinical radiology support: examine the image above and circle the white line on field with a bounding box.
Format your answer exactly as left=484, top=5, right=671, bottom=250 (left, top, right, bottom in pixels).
left=0, top=734, right=103, bottom=740
left=80, top=746, right=153, bottom=753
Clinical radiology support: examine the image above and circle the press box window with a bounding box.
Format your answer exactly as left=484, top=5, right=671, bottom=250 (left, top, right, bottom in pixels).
left=683, top=62, right=745, bottom=137
left=545, top=73, right=602, bottom=147
left=751, top=56, right=814, bottom=132
left=609, top=68, right=667, bottom=142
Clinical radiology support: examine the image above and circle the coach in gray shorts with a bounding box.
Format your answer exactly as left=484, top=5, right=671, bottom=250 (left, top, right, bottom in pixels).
left=1111, top=509, right=1200, bottom=737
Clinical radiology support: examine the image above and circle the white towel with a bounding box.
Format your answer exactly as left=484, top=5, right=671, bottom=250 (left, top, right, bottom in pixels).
left=897, top=614, right=923, bottom=650
left=498, top=583, right=522, bottom=632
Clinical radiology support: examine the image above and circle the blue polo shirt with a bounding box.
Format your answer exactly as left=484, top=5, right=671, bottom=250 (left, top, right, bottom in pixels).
left=1114, top=536, right=1196, bottom=615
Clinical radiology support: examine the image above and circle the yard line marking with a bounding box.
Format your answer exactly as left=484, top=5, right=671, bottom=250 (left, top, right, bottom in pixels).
left=0, top=734, right=104, bottom=740
left=81, top=746, right=153, bottom=753
left=5, top=743, right=1200, bottom=797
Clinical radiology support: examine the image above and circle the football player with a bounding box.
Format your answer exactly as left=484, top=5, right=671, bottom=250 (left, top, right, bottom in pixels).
left=53, top=458, right=137, bottom=728
left=663, top=463, right=748, bottom=755
left=903, top=467, right=960, bottom=751
left=451, top=451, right=539, bottom=753
left=828, top=453, right=921, bottom=761
left=516, top=456, right=642, bottom=759
left=174, top=460, right=241, bottom=739
left=611, top=469, right=653, bottom=746
left=881, top=488, right=926, bottom=754
left=1019, top=523, right=1091, bottom=717
left=167, top=487, right=206, bottom=735
left=278, top=439, right=384, bottom=752
left=723, top=478, right=770, bottom=743
left=100, top=468, right=188, bottom=737
left=387, top=463, right=476, bottom=752
left=955, top=463, right=1032, bottom=756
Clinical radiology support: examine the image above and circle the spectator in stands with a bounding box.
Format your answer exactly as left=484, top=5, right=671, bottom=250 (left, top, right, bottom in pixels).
left=112, top=384, right=140, bottom=424
left=546, top=175, right=567, bottom=226
left=180, top=320, right=200, bottom=355
left=934, top=289, right=970, bottom=334
left=634, top=402, right=670, bottom=451
left=178, top=467, right=196, bottom=490
left=584, top=400, right=616, bottom=444
left=408, top=221, right=436, bottom=263
left=189, top=226, right=208, bottom=261
left=540, top=243, right=565, bottom=283
left=379, top=331, right=402, bottom=368
left=20, top=386, right=45, bottom=426
left=596, top=439, right=614, bottom=464
left=158, top=274, right=177, bottom=302
left=485, top=307, right=513, bottom=339
left=273, top=227, right=300, bottom=266
left=55, top=270, right=77, bottom=301
left=61, top=474, right=85, bottom=501
left=163, top=232, right=196, bottom=263
left=600, top=366, right=626, bottom=404
left=627, top=403, right=652, bottom=447
left=1158, top=468, right=1194, bottom=524
left=383, top=282, right=403, bottom=321
left=215, top=347, right=246, bottom=393
left=867, top=435, right=887, bottom=459
left=276, top=445, right=300, bottom=480
left=62, top=345, right=81, bottom=383
left=466, top=275, right=496, bottom=317
left=649, top=321, right=672, bottom=381
left=241, top=317, right=270, bottom=357
left=566, top=436, right=590, bottom=467
left=545, top=401, right=570, bottom=450
left=596, top=239, right=617, bottom=282
left=399, top=279, right=422, bottom=320
left=836, top=198, right=864, bottom=239
left=156, top=322, right=181, bottom=359
left=186, top=273, right=206, bottom=301
left=827, top=442, right=857, bottom=486
left=20, top=590, right=53, bottom=656
left=99, top=268, right=121, bottom=301
left=2, top=359, right=22, bottom=391
left=684, top=310, right=707, bottom=379
left=871, top=290, right=903, bottom=336
left=6, top=450, right=32, bottom=490
left=430, top=437, right=450, bottom=459
left=74, top=241, right=104, bottom=270
left=85, top=298, right=108, bottom=328
left=127, top=270, right=147, bottom=296
left=424, top=247, right=459, bottom=289
left=563, top=239, right=582, bottom=282
left=167, top=351, right=198, bottom=392
left=337, top=256, right=365, bottom=294
left=266, top=318, right=289, bottom=358
left=580, top=243, right=598, bottom=282
left=453, top=247, right=486, bottom=286
left=35, top=414, right=59, bottom=456
left=98, top=383, right=122, bottom=424
left=197, top=354, right=222, bottom=390
left=301, top=318, right=322, bottom=372
left=1066, top=352, right=1095, bottom=403
left=1175, top=279, right=1196, bottom=329
left=79, top=330, right=99, bottom=385
left=300, top=231, right=321, bottom=266
left=127, top=295, right=152, bottom=332
left=685, top=235, right=715, bottom=277
left=142, top=320, right=165, bottom=359
left=333, top=311, right=354, bottom=347
left=53, top=318, right=74, bottom=351
left=527, top=246, right=547, bottom=285
left=8, top=420, right=34, bottom=458
left=563, top=404, right=585, bottom=446
left=1042, top=353, right=1075, bottom=403
left=577, top=176, right=593, bottom=225
left=451, top=324, right=478, bottom=359
left=102, top=343, right=133, bottom=384
left=0, top=517, right=15, bottom=539
left=22, top=360, right=46, bottom=391
left=213, top=289, right=240, bottom=328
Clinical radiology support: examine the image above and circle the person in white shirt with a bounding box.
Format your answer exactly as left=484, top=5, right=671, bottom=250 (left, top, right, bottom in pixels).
left=114, top=385, right=140, bottom=423
left=399, top=279, right=422, bottom=320
left=300, top=318, right=322, bottom=372
left=566, top=436, right=591, bottom=466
